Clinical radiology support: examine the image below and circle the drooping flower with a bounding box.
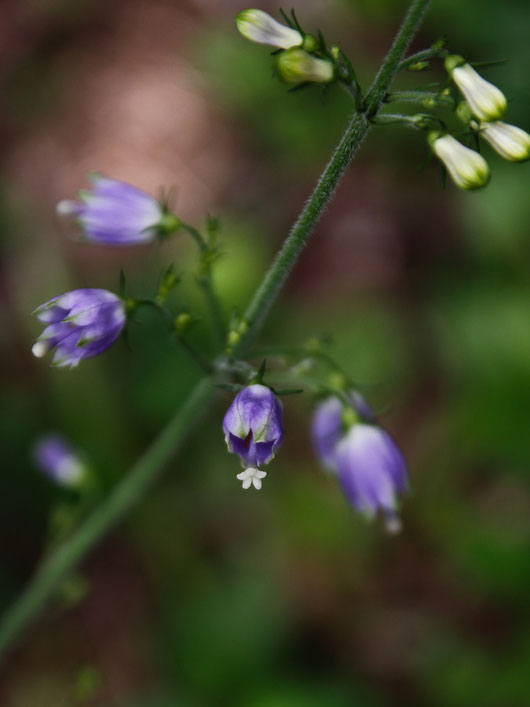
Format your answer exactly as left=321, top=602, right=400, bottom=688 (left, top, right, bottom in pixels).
left=236, top=9, right=303, bottom=49
left=335, top=424, right=408, bottom=532
left=276, top=49, right=334, bottom=85
left=311, top=391, right=375, bottom=472
left=445, top=55, right=506, bottom=122
left=57, top=174, right=178, bottom=246
left=428, top=131, right=490, bottom=190
left=33, top=435, right=86, bottom=486
left=223, top=384, right=283, bottom=469
left=32, top=289, right=126, bottom=368
left=474, top=120, right=530, bottom=162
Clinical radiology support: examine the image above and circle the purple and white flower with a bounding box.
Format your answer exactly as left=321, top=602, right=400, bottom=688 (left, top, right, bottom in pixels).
left=335, top=424, right=408, bottom=532
left=223, top=384, right=283, bottom=486
left=311, top=391, right=375, bottom=472
left=57, top=174, right=173, bottom=246
left=33, top=435, right=86, bottom=486
left=32, top=288, right=126, bottom=368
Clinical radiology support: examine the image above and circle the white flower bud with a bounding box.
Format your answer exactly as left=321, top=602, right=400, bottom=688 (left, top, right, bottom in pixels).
left=276, top=49, right=334, bottom=85
left=445, top=55, right=506, bottom=122
left=475, top=120, right=530, bottom=162
left=236, top=9, right=303, bottom=49
left=428, top=132, right=490, bottom=191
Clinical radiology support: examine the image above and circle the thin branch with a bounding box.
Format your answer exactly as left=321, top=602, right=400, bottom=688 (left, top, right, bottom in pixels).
left=0, top=0, right=431, bottom=661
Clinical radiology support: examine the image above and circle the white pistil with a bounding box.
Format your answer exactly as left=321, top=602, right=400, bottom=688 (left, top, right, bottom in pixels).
left=56, top=199, right=78, bottom=216
left=236, top=467, right=267, bottom=490
left=31, top=341, right=49, bottom=358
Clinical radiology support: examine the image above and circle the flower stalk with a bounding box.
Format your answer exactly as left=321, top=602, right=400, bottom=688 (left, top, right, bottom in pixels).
left=0, top=0, right=431, bottom=660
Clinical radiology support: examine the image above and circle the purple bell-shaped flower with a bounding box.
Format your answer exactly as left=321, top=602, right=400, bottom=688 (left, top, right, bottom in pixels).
left=32, top=288, right=126, bottom=368
left=223, top=384, right=283, bottom=488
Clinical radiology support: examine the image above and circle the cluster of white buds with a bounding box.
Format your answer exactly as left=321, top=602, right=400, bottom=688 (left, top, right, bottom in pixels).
left=429, top=56, right=528, bottom=189
left=236, top=9, right=335, bottom=86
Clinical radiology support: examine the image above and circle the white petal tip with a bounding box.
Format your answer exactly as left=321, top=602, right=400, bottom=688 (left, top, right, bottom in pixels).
left=385, top=516, right=402, bottom=535
left=56, top=199, right=78, bottom=216
left=31, top=341, right=49, bottom=358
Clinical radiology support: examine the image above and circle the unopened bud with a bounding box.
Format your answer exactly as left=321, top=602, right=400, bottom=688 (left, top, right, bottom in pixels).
left=408, top=60, right=430, bottom=71
left=476, top=120, right=530, bottom=162
left=428, top=131, right=490, bottom=190
left=276, top=49, right=334, bottom=85
left=236, top=9, right=303, bottom=49
left=445, top=55, right=506, bottom=122
left=175, top=312, right=193, bottom=333
left=227, top=330, right=241, bottom=347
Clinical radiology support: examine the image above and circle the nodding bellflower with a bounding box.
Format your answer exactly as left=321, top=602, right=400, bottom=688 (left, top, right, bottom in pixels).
left=312, top=391, right=375, bottom=472
left=57, top=174, right=176, bottom=246
left=428, top=131, right=490, bottom=190
left=445, top=55, right=506, bottom=122
left=276, top=49, right=335, bottom=85
left=33, top=435, right=86, bottom=487
left=236, top=9, right=303, bottom=49
left=223, top=384, right=283, bottom=488
left=32, top=289, right=126, bottom=368
left=335, top=423, right=408, bottom=533
left=312, top=394, right=407, bottom=532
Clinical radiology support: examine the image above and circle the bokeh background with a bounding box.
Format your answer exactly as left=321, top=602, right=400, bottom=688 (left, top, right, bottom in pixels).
left=1, top=0, right=530, bottom=704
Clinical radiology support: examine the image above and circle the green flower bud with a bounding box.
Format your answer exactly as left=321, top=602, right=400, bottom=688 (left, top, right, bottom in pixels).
left=302, top=34, right=319, bottom=52
left=157, top=212, right=180, bottom=237
left=445, top=55, right=506, bottom=122
left=408, top=60, right=430, bottom=71
left=428, top=131, right=490, bottom=191
left=175, top=312, right=193, bottom=333
left=456, top=101, right=474, bottom=125
left=236, top=9, right=303, bottom=49
left=227, top=330, right=241, bottom=347
left=276, top=49, right=334, bottom=85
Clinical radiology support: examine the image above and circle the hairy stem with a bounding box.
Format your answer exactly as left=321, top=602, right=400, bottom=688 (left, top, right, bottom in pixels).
left=0, top=0, right=430, bottom=661
left=386, top=89, right=454, bottom=106
left=236, top=0, right=431, bottom=356
left=180, top=222, right=226, bottom=349
left=136, top=299, right=213, bottom=374
left=0, top=378, right=214, bottom=658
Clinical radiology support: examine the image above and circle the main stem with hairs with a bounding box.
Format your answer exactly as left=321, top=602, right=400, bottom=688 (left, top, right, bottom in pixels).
left=0, top=0, right=430, bottom=660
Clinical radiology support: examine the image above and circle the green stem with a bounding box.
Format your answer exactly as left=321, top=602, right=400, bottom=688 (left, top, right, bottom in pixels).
left=136, top=299, right=213, bottom=374
left=235, top=0, right=431, bottom=356
left=0, top=377, right=214, bottom=658
left=0, top=0, right=430, bottom=661
left=398, top=46, right=444, bottom=72
left=180, top=222, right=226, bottom=349
left=386, top=89, right=454, bottom=107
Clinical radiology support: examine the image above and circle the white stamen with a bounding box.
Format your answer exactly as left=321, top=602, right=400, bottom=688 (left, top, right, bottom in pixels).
left=56, top=199, right=78, bottom=216
left=236, top=467, right=267, bottom=490
left=57, top=459, right=85, bottom=485
left=31, top=341, right=49, bottom=358
left=384, top=515, right=402, bottom=535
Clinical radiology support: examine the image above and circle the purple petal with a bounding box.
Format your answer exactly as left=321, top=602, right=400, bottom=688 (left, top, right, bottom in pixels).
left=311, top=397, right=343, bottom=472
left=336, top=424, right=408, bottom=516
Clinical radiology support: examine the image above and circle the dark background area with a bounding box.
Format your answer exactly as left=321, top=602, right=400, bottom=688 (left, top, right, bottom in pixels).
left=1, top=0, right=529, bottom=704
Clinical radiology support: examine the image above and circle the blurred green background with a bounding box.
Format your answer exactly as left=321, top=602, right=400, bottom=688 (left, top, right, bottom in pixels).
left=1, top=0, right=530, bottom=704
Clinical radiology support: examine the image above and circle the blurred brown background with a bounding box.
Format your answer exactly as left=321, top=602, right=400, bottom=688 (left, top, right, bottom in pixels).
left=1, top=0, right=530, bottom=705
